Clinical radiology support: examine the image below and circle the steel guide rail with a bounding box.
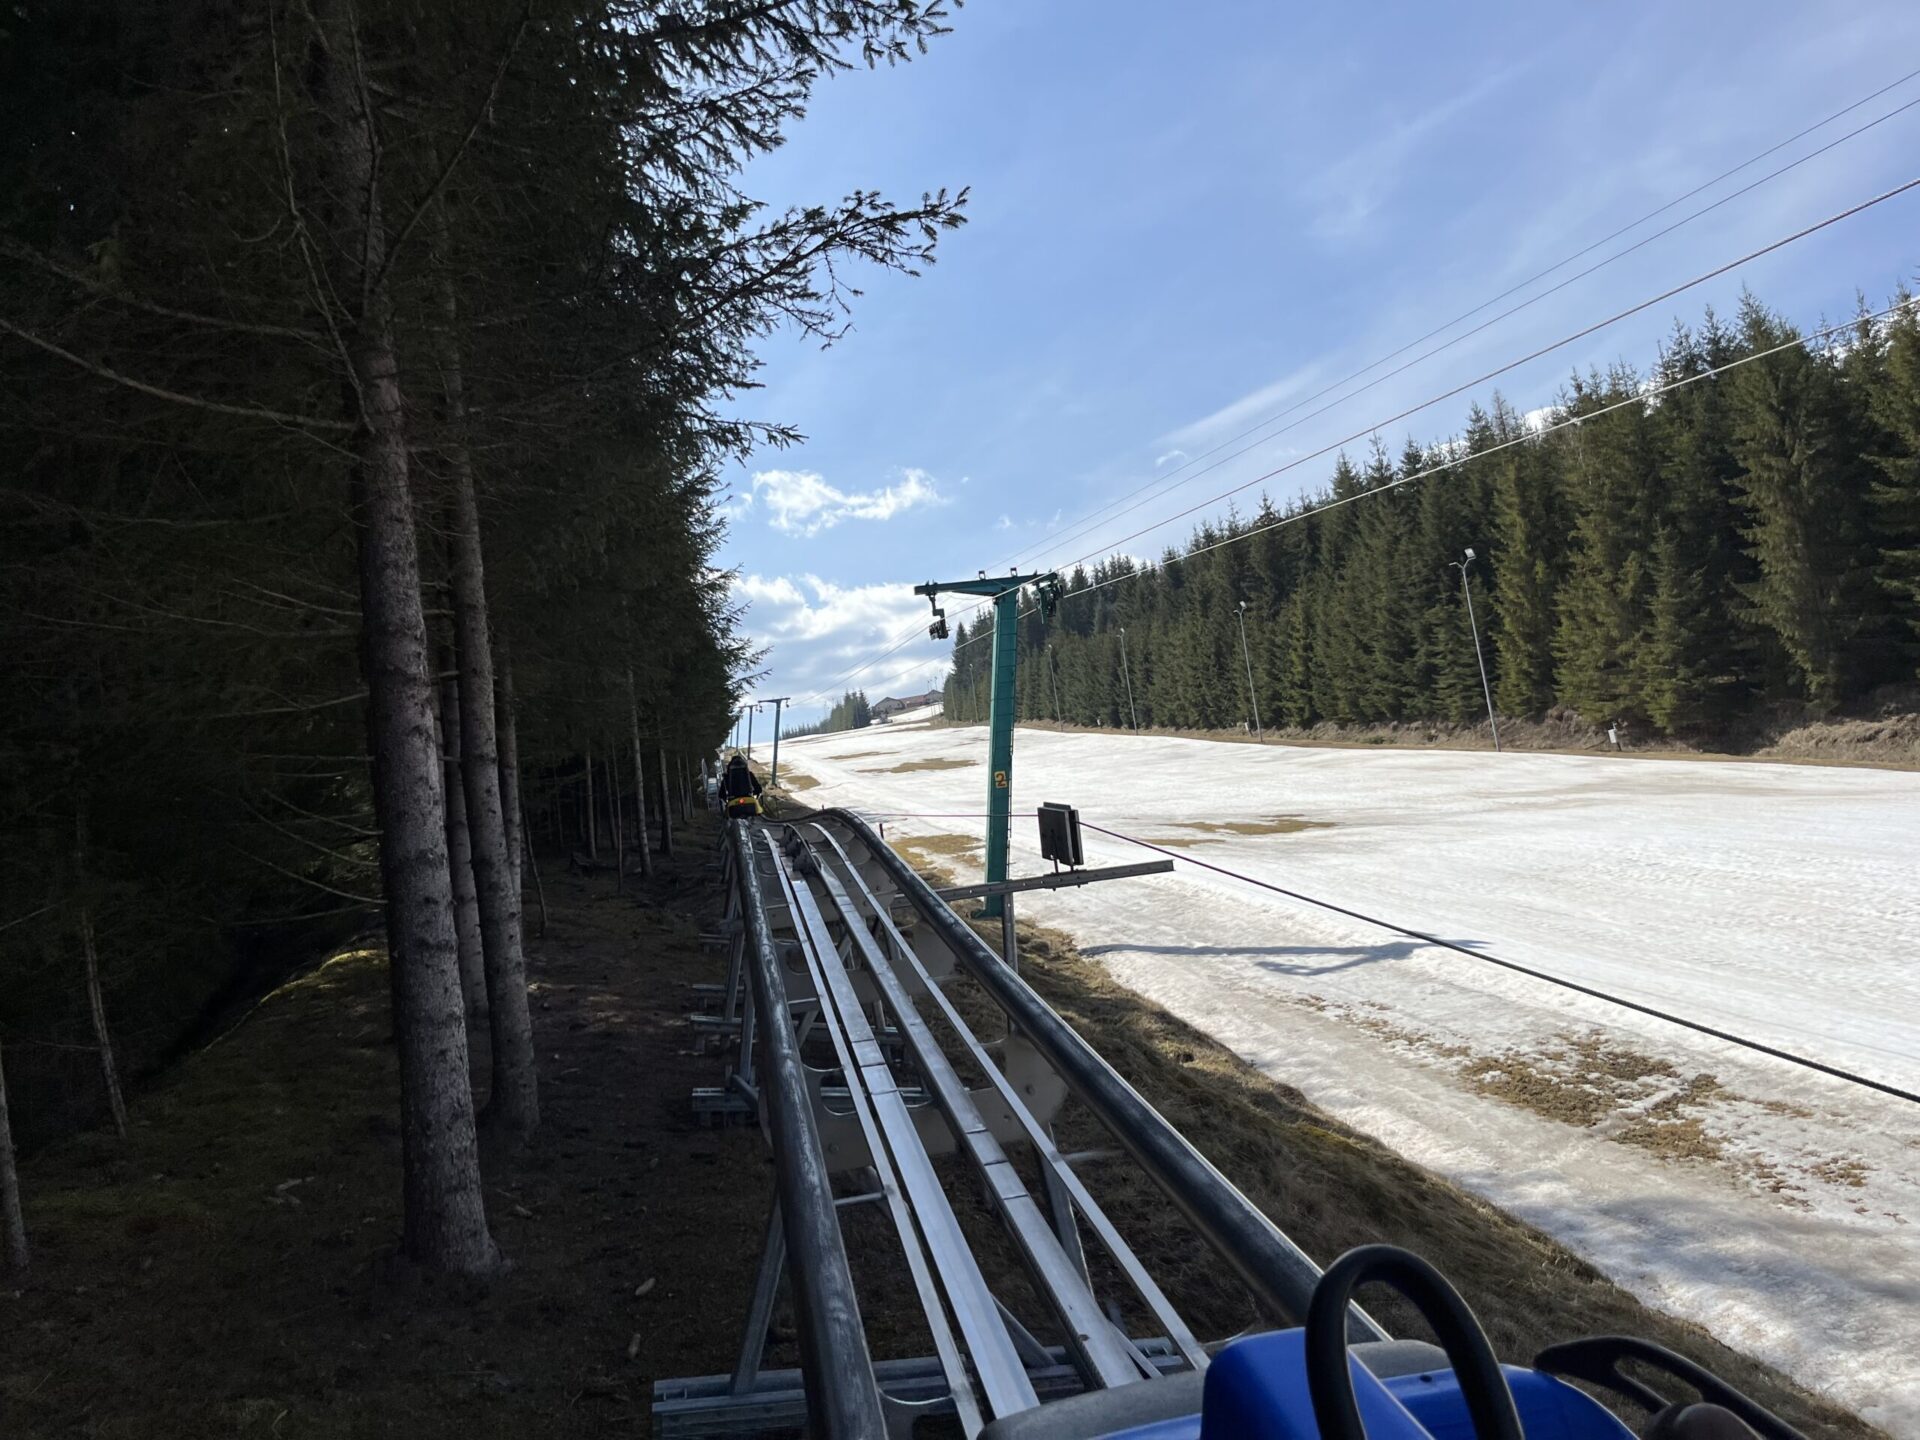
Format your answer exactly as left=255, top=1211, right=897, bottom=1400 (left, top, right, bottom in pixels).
left=654, top=814, right=1384, bottom=1439
left=726, top=822, right=888, bottom=1437
left=823, top=809, right=1387, bottom=1347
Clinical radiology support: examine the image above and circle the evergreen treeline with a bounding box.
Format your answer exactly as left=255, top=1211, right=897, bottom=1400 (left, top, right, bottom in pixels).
left=784, top=689, right=875, bottom=738
left=0, top=1, right=963, bottom=1276
left=946, top=297, right=1920, bottom=737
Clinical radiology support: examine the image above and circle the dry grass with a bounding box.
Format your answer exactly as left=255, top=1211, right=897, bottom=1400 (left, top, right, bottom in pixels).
left=31, top=811, right=1872, bottom=1438
left=885, top=831, right=981, bottom=887
left=860, top=757, right=973, bottom=775
left=1148, top=817, right=1334, bottom=846
left=940, top=916, right=1883, bottom=1438
left=1, top=821, right=776, bottom=1439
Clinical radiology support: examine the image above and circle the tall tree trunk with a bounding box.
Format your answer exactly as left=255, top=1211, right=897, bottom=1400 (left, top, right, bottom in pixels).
left=611, top=743, right=625, bottom=893
left=520, top=787, right=547, bottom=940
left=79, top=908, right=127, bottom=1138
left=679, top=753, right=693, bottom=822
left=305, top=0, right=500, bottom=1277
left=74, top=805, right=127, bottom=1139
left=0, top=1037, right=25, bottom=1273
left=496, top=637, right=523, bottom=915
left=438, top=668, right=488, bottom=1039
left=658, top=746, right=675, bottom=858
left=435, top=264, right=537, bottom=1140
left=584, top=741, right=598, bottom=859
left=625, top=668, right=656, bottom=881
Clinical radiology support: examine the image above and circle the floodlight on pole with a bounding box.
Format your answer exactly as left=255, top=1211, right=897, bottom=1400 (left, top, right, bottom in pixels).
left=1236, top=600, right=1264, bottom=742
left=1448, top=549, right=1501, bottom=752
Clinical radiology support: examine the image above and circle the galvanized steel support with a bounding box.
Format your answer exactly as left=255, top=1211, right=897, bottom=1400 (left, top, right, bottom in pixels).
left=729, top=821, right=888, bottom=1437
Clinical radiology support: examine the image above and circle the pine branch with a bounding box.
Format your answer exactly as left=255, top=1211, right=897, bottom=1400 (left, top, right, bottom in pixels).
left=0, top=316, right=356, bottom=432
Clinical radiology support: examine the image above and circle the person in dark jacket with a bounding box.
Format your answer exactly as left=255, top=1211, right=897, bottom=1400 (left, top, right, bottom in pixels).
left=720, top=752, right=763, bottom=802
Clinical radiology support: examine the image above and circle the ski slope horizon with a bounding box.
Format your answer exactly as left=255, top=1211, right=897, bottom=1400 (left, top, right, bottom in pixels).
left=747, top=709, right=1920, bottom=1431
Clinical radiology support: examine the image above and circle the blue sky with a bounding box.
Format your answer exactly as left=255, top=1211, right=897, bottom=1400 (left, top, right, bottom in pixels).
left=720, top=1, right=1920, bottom=726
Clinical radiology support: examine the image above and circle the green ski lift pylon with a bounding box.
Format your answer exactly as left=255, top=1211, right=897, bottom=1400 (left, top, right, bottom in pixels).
left=916, top=571, right=1062, bottom=919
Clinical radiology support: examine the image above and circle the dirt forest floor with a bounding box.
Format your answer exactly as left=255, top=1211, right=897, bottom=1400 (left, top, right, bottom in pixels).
left=0, top=807, right=1883, bottom=1438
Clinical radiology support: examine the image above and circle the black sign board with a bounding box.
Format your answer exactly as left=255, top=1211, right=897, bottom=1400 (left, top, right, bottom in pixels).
left=1037, top=802, right=1084, bottom=868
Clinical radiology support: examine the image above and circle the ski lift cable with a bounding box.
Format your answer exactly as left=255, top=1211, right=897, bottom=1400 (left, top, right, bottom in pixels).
left=1079, top=822, right=1920, bottom=1107
left=833, top=803, right=1919, bottom=1100
left=1010, top=86, right=1920, bottom=573
left=789, top=145, right=1920, bottom=706
left=1040, top=173, right=1920, bottom=584
left=766, top=76, right=1920, bottom=708
left=952, top=293, right=1920, bottom=652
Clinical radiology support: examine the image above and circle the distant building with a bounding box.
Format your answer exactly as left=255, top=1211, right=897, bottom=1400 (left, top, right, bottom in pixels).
left=872, top=689, right=944, bottom=721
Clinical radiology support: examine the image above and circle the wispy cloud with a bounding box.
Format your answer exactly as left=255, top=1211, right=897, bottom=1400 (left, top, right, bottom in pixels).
left=751, top=466, right=947, bottom=537
left=1299, top=63, right=1529, bottom=242
left=1165, top=361, right=1321, bottom=448
left=1154, top=448, right=1189, bottom=468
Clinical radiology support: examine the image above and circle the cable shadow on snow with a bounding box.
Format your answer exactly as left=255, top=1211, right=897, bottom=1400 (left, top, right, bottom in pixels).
left=1079, top=937, right=1491, bottom=977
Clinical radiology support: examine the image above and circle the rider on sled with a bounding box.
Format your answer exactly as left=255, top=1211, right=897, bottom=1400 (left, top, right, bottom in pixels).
left=719, top=752, right=764, bottom=818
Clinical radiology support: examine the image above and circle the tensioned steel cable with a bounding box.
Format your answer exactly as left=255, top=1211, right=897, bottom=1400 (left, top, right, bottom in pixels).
left=1014, top=88, right=1920, bottom=572
left=951, top=295, right=1920, bottom=652
left=1080, top=821, right=1920, bottom=1107
left=1046, top=173, right=1920, bottom=578
left=759, top=77, right=1920, bottom=709
left=836, top=176, right=1920, bottom=678
left=998, top=72, right=1920, bottom=568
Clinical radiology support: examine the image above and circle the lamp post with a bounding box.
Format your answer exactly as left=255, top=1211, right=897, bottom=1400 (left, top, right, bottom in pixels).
left=1236, top=600, right=1264, bottom=742
left=765, top=696, right=790, bottom=786
left=1118, top=627, right=1140, bottom=731
left=1448, top=548, right=1500, bottom=752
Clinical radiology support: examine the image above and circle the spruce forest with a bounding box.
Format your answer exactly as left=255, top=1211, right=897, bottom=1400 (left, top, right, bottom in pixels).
left=944, top=298, right=1920, bottom=740
left=0, top=1, right=963, bottom=1277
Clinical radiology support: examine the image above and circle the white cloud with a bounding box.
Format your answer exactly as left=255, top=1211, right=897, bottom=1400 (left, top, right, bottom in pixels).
left=1154, top=449, right=1189, bottom=468
left=995, top=513, right=1014, bottom=531
left=1164, top=361, right=1322, bottom=448
left=732, top=572, right=955, bottom=714
left=751, top=466, right=946, bottom=537
left=733, top=573, right=928, bottom=647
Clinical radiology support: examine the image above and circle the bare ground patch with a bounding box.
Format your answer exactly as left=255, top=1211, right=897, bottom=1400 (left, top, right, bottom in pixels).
left=1378, top=1023, right=1876, bottom=1201
left=860, top=757, right=973, bottom=774
left=1149, top=817, right=1335, bottom=846
left=884, top=831, right=982, bottom=887
left=982, top=921, right=1881, bottom=1438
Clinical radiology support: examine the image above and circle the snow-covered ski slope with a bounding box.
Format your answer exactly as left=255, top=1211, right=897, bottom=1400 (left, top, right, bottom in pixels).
left=756, top=718, right=1920, bottom=1430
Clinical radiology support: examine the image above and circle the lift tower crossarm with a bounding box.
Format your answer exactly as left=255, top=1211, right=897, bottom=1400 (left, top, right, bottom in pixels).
left=915, top=572, right=1061, bottom=922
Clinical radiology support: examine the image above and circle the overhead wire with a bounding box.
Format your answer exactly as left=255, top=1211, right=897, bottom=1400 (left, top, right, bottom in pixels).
left=953, top=295, right=1919, bottom=651
left=998, top=67, right=1920, bottom=573
left=1011, top=90, right=1920, bottom=573
left=1043, top=173, right=1920, bottom=579
left=1078, top=822, right=1920, bottom=1107
left=770, top=74, right=1920, bottom=713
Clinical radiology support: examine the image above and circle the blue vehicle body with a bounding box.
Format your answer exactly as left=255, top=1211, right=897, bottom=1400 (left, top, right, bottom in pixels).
left=1099, top=1330, right=1633, bottom=1440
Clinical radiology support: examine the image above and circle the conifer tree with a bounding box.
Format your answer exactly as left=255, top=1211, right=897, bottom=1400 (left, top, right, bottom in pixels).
left=1730, top=299, right=1896, bottom=706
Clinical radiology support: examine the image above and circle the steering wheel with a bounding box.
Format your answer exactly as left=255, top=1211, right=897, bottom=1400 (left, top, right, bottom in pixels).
left=1305, top=1244, right=1525, bottom=1440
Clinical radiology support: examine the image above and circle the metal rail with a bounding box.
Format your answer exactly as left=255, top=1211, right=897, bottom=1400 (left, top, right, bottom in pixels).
left=826, top=808, right=1389, bottom=1344
left=729, top=822, right=889, bottom=1438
